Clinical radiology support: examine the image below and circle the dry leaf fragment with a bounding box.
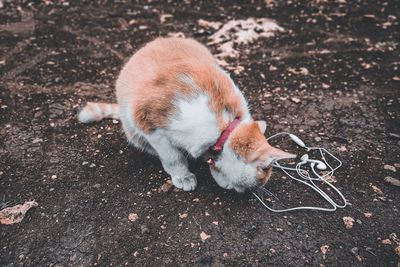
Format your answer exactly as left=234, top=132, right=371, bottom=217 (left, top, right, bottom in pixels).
left=363, top=212, right=372, bottom=218
left=320, top=245, right=329, bottom=255
left=370, top=184, right=383, bottom=195
left=160, top=14, right=173, bottom=24
left=179, top=213, right=188, bottom=219
left=342, top=216, right=355, bottom=229
left=395, top=246, right=400, bottom=256
left=167, top=32, right=185, bottom=38
left=290, top=97, right=301, bottom=103
left=0, top=200, right=38, bottom=225
left=197, top=19, right=222, bottom=30
left=383, top=164, right=396, bottom=172
left=160, top=180, right=173, bottom=192
left=287, top=67, right=309, bottom=75
left=200, top=231, right=211, bottom=241
left=383, top=176, right=400, bottom=187
left=382, top=239, right=392, bottom=245
left=128, top=213, right=139, bottom=222
left=337, top=145, right=347, bottom=152
left=212, top=221, right=219, bottom=225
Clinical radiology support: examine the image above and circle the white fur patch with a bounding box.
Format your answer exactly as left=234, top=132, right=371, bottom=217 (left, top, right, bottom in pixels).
left=167, top=94, right=220, bottom=157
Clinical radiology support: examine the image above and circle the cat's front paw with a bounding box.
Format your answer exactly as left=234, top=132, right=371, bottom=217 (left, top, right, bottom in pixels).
left=172, top=173, right=198, bottom=191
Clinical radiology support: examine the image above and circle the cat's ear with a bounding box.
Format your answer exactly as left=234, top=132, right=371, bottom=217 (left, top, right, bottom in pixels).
left=256, top=120, right=267, bottom=133
left=262, top=146, right=296, bottom=166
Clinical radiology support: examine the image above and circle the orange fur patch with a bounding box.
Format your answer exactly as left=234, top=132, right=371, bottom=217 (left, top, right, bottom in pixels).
left=116, top=37, right=244, bottom=133
left=229, top=122, right=268, bottom=162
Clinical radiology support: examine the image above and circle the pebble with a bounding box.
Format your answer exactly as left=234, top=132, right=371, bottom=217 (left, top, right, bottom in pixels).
left=290, top=97, right=301, bottom=103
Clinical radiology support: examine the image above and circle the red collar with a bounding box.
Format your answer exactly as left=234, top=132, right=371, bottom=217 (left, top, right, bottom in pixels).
left=213, top=117, right=241, bottom=151
left=207, top=117, right=240, bottom=166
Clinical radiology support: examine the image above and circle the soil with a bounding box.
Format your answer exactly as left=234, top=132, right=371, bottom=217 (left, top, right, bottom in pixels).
left=1, top=0, right=399, bottom=266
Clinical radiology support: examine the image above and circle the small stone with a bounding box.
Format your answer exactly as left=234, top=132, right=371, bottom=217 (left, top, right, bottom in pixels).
left=322, top=83, right=330, bottom=89
left=51, top=175, right=57, bottom=180
left=192, top=198, right=200, bottom=202
left=32, top=138, right=43, bottom=144
left=290, top=97, right=301, bottom=103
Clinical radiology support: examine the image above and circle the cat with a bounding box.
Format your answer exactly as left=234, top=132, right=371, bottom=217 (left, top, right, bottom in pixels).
left=78, top=37, right=295, bottom=192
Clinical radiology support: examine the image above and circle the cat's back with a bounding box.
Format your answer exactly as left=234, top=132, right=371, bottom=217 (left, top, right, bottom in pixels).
left=116, top=37, right=246, bottom=133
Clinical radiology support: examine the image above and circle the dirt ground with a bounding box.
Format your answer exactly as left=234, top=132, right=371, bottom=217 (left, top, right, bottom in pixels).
left=1, top=0, right=399, bottom=266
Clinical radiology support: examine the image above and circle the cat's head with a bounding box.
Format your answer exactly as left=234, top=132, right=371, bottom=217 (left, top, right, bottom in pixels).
left=210, top=120, right=295, bottom=192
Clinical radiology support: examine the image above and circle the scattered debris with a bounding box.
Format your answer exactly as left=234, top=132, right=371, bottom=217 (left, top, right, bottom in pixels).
left=383, top=164, right=396, bottom=172
left=179, top=213, right=188, bottom=219
left=197, top=19, right=222, bottom=30
left=290, top=97, right=301, bottom=103
left=192, top=198, right=200, bottom=202
left=337, top=145, right=347, bottom=152
left=383, top=176, right=400, bottom=187
left=268, top=248, right=276, bottom=257
left=350, top=247, right=362, bottom=262
left=200, top=231, right=211, bottom=241
left=0, top=200, right=38, bottom=225
left=370, top=184, right=383, bottom=195
left=207, top=18, right=283, bottom=60
left=363, top=212, right=373, bottom=218
left=287, top=67, right=309, bottom=75
left=382, top=239, right=392, bottom=245
left=320, top=245, right=329, bottom=255
left=140, top=225, right=150, bottom=234
left=128, top=213, right=139, bottom=222
left=160, top=14, right=173, bottom=24
left=212, top=221, right=219, bottom=226
left=160, top=180, right=173, bottom=192
left=343, top=216, right=355, bottom=229
left=167, top=32, right=185, bottom=38
left=389, top=233, right=400, bottom=256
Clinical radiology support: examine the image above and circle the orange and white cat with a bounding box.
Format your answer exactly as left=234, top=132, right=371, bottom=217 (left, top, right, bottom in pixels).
left=78, top=37, right=295, bottom=192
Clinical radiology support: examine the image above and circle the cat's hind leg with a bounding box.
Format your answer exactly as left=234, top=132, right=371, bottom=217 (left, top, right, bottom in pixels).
left=121, top=123, right=158, bottom=156
left=147, top=134, right=197, bottom=191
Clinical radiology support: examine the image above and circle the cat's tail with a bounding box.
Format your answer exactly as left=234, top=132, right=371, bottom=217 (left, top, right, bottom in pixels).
left=78, top=102, right=119, bottom=123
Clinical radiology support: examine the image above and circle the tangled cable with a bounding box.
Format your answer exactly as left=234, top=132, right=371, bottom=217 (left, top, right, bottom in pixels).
left=253, top=132, right=347, bottom=212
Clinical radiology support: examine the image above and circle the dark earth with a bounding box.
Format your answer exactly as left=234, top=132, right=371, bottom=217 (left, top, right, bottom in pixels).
left=1, top=0, right=399, bottom=266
